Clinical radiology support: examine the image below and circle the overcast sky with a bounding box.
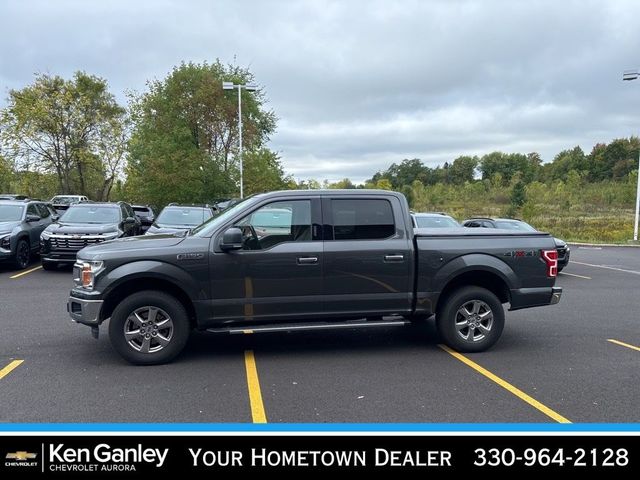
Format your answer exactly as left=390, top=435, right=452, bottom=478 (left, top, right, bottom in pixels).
left=1, top=0, right=640, bottom=183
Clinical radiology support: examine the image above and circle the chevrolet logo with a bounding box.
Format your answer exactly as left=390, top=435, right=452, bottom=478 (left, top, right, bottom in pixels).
left=6, top=451, right=37, bottom=461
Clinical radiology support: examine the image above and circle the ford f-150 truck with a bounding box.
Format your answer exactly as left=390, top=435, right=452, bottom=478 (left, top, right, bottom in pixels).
left=67, top=190, right=562, bottom=365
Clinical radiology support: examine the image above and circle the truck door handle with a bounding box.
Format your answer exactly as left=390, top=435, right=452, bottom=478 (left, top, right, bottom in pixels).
left=384, top=254, right=404, bottom=262
left=297, top=256, right=318, bottom=265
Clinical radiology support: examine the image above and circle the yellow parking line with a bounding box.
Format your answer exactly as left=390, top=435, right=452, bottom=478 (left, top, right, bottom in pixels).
left=244, top=350, right=267, bottom=423
left=9, top=266, right=42, bottom=279
left=559, top=272, right=591, bottom=280
left=0, top=360, right=24, bottom=380
left=607, top=339, right=640, bottom=352
left=439, top=345, right=571, bottom=423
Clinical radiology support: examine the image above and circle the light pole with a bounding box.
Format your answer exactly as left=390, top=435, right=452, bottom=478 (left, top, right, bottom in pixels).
left=222, top=81, right=258, bottom=199
left=622, top=69, right=640, bottom=241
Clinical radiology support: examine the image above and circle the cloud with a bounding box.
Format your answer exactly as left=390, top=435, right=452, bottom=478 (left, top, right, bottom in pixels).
left=1, top=0, right=640, bottom=182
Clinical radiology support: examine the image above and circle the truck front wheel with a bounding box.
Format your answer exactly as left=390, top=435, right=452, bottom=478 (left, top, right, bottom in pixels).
left=108, top=290, right=191, bottom=365
left=436, top=286, right=505, bottom=352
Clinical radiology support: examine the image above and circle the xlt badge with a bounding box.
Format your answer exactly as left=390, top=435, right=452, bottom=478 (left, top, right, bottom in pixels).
left=176, top=253, right=204, bottom=260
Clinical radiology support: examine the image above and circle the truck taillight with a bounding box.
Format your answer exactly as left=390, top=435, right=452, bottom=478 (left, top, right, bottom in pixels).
left=541, top=249, right=558, bottom=277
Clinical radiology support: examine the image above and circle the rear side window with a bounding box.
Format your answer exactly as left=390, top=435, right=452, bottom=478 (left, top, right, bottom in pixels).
left=330, top=199, right=395, bottom=240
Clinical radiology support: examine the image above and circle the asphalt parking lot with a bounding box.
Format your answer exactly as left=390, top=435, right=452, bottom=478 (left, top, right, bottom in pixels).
left=0, top=245, right=638, bottom=424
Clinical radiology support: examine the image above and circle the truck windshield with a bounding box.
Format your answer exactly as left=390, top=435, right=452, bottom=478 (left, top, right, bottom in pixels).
left=156, top=208, right=212, bottom=226
left=495, top=220, right=536, bottom=231
left=191, top=196, right=258, bottom=236
left=0, top=205, right=24, bottom=221
left=51, top=196, right=79, bottom=205
left=415, top=216, right=459, bottom=228
left=60, top=206, right=120, bottom=224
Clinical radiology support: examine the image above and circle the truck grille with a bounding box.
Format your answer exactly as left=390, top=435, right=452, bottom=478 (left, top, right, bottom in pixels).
left=49, top=236, right=106, bottom=251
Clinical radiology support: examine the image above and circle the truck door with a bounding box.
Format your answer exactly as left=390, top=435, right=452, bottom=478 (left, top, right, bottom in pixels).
left=321, top=196, right=413, bottom=317
left=209, top=197, right=323, bottom=324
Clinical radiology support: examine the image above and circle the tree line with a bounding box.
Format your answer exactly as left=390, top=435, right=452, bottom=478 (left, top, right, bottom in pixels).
left=0, top=60, right=638, bottom=237
left=0, top=61, right=291, bottom=207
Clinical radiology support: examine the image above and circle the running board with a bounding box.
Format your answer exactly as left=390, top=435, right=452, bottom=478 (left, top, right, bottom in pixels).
left=206, top=318, right=410, bottom=335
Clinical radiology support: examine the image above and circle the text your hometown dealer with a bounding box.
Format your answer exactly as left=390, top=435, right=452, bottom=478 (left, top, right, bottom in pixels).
left=50, top=444, right=168, bottom=468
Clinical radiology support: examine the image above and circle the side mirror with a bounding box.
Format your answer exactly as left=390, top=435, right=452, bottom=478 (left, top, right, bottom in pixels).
left=25, top=214, right=40, bottom=222
left=220, top=227, right=243, bottom=251
left=51, top=214, right=60, bottom=222
left=125, top=216, right=136, bottom=224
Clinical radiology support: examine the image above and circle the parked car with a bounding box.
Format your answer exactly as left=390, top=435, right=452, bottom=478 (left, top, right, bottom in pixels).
left=0, top=199, right=56, bottom=269
left=40, top=201, right=139, bottom=270
left=213, top=198, right=240, bottom=211
left=68, top=190, right=562, bottom=365
left=462, top=217, right=570, bottom=271
left=49, top=195, right=89, bottom=214
left=0, top=194, right=29, bottom=201
left=411, top=212, right=461, bottom=228
left=132, top=205, right=155, bottom=233
left=145, top=204, right=217, bottom=235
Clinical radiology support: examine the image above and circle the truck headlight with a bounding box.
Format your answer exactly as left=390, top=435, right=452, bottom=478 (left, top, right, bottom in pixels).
left=102, top=231, right=120, bottom=240
left=41, top=231, right=51, bottom=241
left=79, top=261, right=104, bottom=289
left=0, top=234, right=10, bottom=249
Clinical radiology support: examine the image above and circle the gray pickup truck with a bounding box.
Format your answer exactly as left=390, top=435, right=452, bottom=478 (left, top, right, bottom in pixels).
left=67, top=190, right=562, bottom=365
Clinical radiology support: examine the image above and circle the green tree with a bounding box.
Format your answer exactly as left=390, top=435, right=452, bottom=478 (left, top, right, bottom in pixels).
left=328, top=178, right=356, bottom=189
left=367, top=158, right=431, bottom=188
left=126, top=61, right=277, bottom=206
left=510, top=180, right=526, bottom=208
left=0, top=155, right=13, bottom=192
left=0, top=72, right=126, bottom=198
left=449, top=156, right=478, bottom=184
left=242, top=148, right=290, bottom=196
left=480, top=151, right=540, bottom=185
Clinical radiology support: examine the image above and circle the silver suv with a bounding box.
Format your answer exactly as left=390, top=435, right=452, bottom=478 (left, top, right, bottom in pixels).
left=0, top=199, right=57, bottom=269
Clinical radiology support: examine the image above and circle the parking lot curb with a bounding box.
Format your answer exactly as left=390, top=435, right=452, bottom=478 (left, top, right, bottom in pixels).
left=569, top=242, right=640, bottom=248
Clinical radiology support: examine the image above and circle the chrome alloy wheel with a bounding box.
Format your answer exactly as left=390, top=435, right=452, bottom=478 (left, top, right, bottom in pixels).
left=455, top=300, right=493, bottom=343
left=123, top=306, right=174, bottom=353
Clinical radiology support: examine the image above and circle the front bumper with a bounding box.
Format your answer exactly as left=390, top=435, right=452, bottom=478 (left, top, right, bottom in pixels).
left=42, top=254, right=77, bottom=263
left=509, top=286, right=562, bottom=310
left=68, top=290, right=104, bottom=326
left=0, top=250, right=14, bottom=262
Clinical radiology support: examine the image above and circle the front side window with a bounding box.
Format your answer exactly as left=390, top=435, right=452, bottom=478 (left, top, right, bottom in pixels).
left=36, top=203, right=51, bottom=218
left=330, top=199, right=395, bottom=240
left=235, top=200, right=311, bottom=250
left=27, top=204, right=39, bottom=217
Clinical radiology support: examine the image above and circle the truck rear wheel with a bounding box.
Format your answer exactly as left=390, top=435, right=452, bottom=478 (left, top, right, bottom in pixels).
left=436, top=286, right=504, bottom=352
left=108, top=290, right=191, bottom=365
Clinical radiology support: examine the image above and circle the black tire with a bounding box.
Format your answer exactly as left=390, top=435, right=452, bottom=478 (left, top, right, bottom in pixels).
left=13, top=238, right=30, bottom=269
left=41, top=261, right=57, bottom=271
left=108, top=290, right=191, bottom=365
left=436, top=286, right=505, bottom=353
left=558, top=265, right=565, bottom=273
